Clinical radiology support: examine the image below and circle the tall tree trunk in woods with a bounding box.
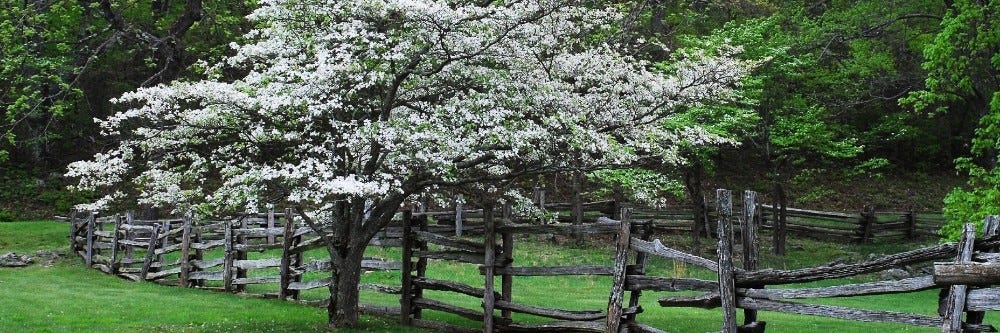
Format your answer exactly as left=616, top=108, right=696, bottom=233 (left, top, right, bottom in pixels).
left=684, top=158, right=707, bottom=255
left=649, top=0, right=666, bottom=34
left=772, top=181, right=787, bottom=256
left=140, top=206, right=160, bottom=221
left=760, top=105, right=787, bottom=256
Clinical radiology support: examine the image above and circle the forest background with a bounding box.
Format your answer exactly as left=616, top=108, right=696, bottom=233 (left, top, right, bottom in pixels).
left=1, top=0, right=998, bottom=241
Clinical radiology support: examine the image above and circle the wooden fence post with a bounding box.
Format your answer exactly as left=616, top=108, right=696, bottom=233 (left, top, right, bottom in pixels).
left=940, top=223, right=976, bottom=332
left=692, top=196, right=705, bottom=256
left=626, top=220, right=652, bottom=324
left=110, top=214, right=123, bottom=274
left=963, top=216, right=999, bottom=329
left=123, top=211, right=135, bottom=269
left=771, top=198, right=787, bottom=255
left=716, top=189, right=738, bottom=333
left=140, top=223, right=161, bottom=280
left=612, top=186, right=624, bottom=220
left=158, top=219, right=171, bottom=270
left=279, top=208, right=297, bottom=300
left=400, top=210, right=414, bottom=325
left=501, top=203, right=514, bottom=320
left=290, top=208, right=303, bottom=299
left=606, top=207, right=632, bottom=333
left=905, top=207, right=917, bottom=240
left=532, top=185, right=543, bottom=208
left=223, top=218, right=235, bottom=292
left=267, top=205, right=276, bottom=245
left=455, top=194, right=464, bottom=237
left=415, top=215, right=428, bottom=319
left=192, top=213, right=205, bottom=288
left=85, top=212, right=96, bottom=267
left=858, top=205, right=876, bottom=244
left=179, top=213, right=193, bottom=287
left=483, top=202, right=496, bottom=333
left=233, top=216, right=248, bottom=292
left=741, top=190, right=764, bottom=331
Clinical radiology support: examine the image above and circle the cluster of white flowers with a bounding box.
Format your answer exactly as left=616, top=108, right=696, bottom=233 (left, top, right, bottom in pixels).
left=68, top=0, right=749, bottom=215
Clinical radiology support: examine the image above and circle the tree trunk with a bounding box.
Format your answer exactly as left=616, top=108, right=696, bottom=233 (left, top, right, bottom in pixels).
left=684, top=158, right=707, bottom=255
left=326, top=244, right=366, bottom=327
left=772, top=181, right=787, bottom=256
left=301, top=192, right=410, bottom=328
left=140, top=206, right=160, bottom=221
left=324, top=199, right=368, bottom=328
left=649, top=0, right=666, bottom=34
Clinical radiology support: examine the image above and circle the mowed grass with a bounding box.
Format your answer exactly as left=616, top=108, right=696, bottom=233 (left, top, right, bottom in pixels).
left=2, top=220, right=996, bottom=332
left=0, top=220, right=69, bottom=251
left=0, top=221, right=425, bottom=333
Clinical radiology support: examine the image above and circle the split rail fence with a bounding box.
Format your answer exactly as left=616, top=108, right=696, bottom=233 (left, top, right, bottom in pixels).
left=66, top=208, right=404, bottom=306
left=419, top=190, right=944, bottom=245
left=618, top=190, right=1000, bottom=333
left=67, top=191, right=993, bottom=332
left=758, top=204, right=944, bottom=243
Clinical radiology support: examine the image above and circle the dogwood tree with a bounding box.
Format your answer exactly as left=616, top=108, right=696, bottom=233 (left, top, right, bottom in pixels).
left=67, top=0, right=748, bottom=327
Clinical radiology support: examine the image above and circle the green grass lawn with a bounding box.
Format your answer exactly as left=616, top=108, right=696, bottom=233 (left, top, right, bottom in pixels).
left=0, top=220, right=69, bottom=251
left=1, top=220, right=995, bottom=332
left=0, top=221, right=431, bottom=333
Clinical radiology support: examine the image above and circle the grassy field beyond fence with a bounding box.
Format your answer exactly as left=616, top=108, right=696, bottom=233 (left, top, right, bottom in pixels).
left=1, top=220, right=991, bottom=332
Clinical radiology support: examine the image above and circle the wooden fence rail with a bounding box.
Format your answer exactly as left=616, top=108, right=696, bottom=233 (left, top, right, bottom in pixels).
left=757, top=204, right=942, bottom=243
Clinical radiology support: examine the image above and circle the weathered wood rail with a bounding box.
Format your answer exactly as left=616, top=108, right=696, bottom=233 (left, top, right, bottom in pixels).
left=757, top=203, right=943, bottom=243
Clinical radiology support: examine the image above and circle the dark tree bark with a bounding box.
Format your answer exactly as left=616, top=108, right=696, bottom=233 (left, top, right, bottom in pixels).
left=684, top=156, right=707, bottom=255
left=326, top=240, right=367, bottom=327
left=299, top=191, right=410, bottom=328
left=772, top=181, right=787, bottom=256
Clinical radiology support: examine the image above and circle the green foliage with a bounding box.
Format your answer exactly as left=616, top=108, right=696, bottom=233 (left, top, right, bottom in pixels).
left=0, top=1, right=252, bottom=218
left=0, top=166, right=90, bottom=219
left=942, top=184, right=997, bottom=240
left=688, top=13, right=868, bottom=181
left=904, top=0, right=999, bottom=113
left=907, top=0, right=1000, bottom=240
left=770, top=104, right=861, bottom=164
left=1, top=0, right=253, bottom=171
left=847, top=157, right=891, bottom=179
left=0, top=1, right=85, bottom=159
left=943, top=143, right=1000, bottom=240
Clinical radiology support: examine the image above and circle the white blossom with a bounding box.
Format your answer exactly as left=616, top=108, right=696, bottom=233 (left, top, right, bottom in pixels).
left=68, top=0, right=749, bottom=214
